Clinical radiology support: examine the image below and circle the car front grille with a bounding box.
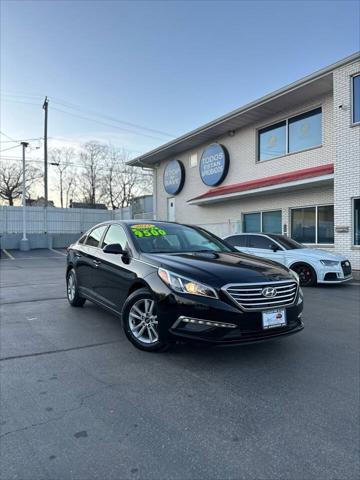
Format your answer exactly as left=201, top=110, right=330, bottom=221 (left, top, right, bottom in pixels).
left=341, top=261, right=351, bottom=277
left=223, top=281, right=298, bottom=311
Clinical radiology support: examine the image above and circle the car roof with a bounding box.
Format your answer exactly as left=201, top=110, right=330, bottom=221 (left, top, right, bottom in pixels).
left=89, top=219, right=197, bottom=228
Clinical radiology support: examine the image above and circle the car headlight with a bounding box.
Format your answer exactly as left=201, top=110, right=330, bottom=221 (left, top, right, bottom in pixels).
left=158, top=268, right=218, bottom=299
left=320, top=260, right=340, bottom=266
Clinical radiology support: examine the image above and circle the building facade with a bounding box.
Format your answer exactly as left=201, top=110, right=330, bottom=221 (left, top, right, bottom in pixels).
left=129, top=53, right=360, bottom=270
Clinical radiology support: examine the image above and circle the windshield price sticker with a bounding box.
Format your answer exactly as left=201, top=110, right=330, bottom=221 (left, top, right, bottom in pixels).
left=131, top=224, right=167, bottom=238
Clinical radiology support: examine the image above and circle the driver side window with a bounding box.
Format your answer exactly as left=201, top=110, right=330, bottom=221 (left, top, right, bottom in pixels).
left=247, top=235, right=278, bottom=250
left=102, top=224, right=128, bottom=249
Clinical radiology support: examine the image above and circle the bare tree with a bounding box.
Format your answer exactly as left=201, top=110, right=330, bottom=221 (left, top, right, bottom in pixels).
left=101, top=147, right=152, bottom=210
left=50, top=147, right=75, bottom=208
left=79, top=142, right=107, bottom=205
left=0, top=161, right=42, bottom=206
left=64, top=172, right=78, bottom=208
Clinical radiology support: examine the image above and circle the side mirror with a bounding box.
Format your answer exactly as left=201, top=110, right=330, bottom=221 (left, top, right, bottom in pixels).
left=271, top=244, right=280, bottom=252
left=103, top=243, right=126, bottom=255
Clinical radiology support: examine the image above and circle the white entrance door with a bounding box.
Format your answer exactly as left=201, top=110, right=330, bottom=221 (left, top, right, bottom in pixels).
left=167, top=198, right=175, bottom=221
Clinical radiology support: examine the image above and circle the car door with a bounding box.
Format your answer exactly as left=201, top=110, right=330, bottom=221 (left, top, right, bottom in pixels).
left=77, top=225, right=108, bottom=295
left=93, top=224, right=137, bottom=310
left=246, top=234, right=286, bottom=265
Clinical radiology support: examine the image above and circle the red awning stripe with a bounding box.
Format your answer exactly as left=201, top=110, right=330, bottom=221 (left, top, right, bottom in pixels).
left=188, top=164, right=334, bottom=202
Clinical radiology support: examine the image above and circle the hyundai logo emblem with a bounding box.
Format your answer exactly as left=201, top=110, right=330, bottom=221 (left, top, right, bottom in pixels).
left=262, top=287, right=277, bottom=298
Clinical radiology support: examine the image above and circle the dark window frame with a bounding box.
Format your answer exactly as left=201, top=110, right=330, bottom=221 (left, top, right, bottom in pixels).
left=290, top=204, right=334, bottom=245
left=242, top=210, right=282, bottom=234
left=352, top=73, right=360, bottom=125
left=353, top=197, right=360, bottom=246
left=257, top=106, right=323, bottom=162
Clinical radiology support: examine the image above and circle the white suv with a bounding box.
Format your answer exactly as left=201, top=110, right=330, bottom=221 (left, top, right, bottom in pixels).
left=224, top=233, right=352, bottom=287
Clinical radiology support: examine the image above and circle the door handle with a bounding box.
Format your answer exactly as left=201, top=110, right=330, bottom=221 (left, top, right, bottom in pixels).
left=92, top=259, right=101, bottom=267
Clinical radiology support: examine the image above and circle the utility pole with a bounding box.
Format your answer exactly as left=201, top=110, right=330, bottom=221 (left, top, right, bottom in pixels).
left=20, top=142, right=30, bottom=251
left=43, top=96, right=49, bottom=205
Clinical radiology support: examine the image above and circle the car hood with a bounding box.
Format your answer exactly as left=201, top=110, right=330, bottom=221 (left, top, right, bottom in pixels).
left=141, top=251, right=294, bottom=288
left=293, top=248, right=347, bottom=261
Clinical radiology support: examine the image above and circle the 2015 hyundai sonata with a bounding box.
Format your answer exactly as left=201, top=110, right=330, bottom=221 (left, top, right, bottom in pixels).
left=66, top=221, right=304, bottom=351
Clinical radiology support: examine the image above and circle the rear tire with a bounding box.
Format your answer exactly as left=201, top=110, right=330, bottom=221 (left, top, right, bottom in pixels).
left=66, top=268, right=86, bottom=307
left=122, top=288, right=168, bottom=352
left=291, top=263, right=317, bottom=287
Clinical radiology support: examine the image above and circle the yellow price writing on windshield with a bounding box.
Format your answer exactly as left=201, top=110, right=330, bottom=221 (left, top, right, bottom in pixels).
left=131, top=225, right=167, bottom=238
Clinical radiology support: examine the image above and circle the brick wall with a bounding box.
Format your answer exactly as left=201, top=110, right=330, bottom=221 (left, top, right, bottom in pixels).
left=333, top=60, right=360, bottom=269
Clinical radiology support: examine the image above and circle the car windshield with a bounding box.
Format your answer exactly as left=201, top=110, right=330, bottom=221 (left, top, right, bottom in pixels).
left=267, top=234, right=304, bottom=250
left=128, top=222, right=235, bottom=254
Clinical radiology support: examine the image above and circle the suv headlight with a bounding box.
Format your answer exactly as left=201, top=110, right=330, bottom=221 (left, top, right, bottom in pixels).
left=320, top=260, right=340, bottom=266
left=158, top=268, right=218, bottom=299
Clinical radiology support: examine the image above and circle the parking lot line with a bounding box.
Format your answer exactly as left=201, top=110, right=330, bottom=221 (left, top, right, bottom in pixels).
left=2, top=249, right=14, bottom=260
left=49, top=247, right=67, bottom=256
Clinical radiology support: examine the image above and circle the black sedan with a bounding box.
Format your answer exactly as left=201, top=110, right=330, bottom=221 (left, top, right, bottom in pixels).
left=66, top=221, right=304, bottom=351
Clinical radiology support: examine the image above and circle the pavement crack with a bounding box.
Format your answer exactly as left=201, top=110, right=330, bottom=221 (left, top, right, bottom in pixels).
left=0, top=384, right=115, bottom=439
left=0, top=339, right=122, bottom=362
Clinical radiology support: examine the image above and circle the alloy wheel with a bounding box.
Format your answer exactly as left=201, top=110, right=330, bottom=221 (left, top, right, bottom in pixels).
left=67, top=272, right=76, bottom=301
left=293, top=264, right=315, bottom=287
left=129, top=298, right=159, bottom=344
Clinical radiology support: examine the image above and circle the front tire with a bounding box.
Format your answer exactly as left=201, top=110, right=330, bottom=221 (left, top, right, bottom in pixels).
left=66, top=268, right=86, bottom=306
left=291, top=263, right=317, bottom=287
left=122, top=288, right=167, bottom=352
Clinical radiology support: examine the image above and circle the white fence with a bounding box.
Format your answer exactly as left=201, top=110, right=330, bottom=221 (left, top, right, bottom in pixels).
left=0, top=206, right=133, bottom=235
left=0, top=205, right=234, bottom=242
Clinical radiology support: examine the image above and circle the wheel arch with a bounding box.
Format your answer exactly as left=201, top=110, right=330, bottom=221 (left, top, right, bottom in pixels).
left=127, top=279, right=151, bottom=297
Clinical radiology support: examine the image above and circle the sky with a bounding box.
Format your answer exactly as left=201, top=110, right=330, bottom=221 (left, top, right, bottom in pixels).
left=0, top=0, right=359, bottom=203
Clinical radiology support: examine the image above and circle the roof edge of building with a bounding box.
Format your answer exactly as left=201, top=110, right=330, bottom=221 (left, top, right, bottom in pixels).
left=128, top=52, right=360, bottom=167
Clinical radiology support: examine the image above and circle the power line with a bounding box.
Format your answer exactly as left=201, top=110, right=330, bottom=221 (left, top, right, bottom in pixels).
left=51, top=97, right=175, bottom=138
left=50, top=106, right=171, bottom=142
left=0, top=144, right=21, bottom=153
left=0, top=131, right=18, bottom=142
left=1, top=92, right=176, bottom=140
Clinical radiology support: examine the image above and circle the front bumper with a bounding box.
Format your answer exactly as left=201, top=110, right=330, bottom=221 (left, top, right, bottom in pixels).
left=152, top=276, right=304, bottom=345
left=317, top=261, right=352, bottom=283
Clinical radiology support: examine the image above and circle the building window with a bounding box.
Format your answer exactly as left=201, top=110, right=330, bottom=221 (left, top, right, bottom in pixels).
left=354, top=198, right=360, bottom=245
left=258, top=107, right=322, bottom=161
left=243, top=213, right=261, bottom=232
left=288, top=108, right=322, bottom=153
left=258, top=121, right=286, bottom=161
left=291, top=205, right=334, bottom=244
left=352, top=74, right=360, bottom=124
left=243, top=210, right=282, bottom=234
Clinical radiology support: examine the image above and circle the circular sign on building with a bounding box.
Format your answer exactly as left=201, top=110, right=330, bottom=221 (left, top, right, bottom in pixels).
left=163, top=160, right=185, bottom=195
left=199, top=143, right=229, bottom=186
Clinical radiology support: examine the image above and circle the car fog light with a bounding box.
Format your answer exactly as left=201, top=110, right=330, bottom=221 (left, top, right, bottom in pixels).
left=179, top=316, right=237, bottom=329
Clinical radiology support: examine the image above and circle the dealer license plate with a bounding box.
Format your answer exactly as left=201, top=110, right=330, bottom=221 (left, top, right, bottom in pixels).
left=262, top=309, right=286, bottom=329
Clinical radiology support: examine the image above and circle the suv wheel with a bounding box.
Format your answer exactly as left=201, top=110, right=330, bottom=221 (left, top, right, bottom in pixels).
left=122, top=288, right=167, bottom=352
left=66, top=269, right=86, bottom=306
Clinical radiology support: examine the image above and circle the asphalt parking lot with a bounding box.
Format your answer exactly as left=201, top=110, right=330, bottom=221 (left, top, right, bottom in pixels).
left=0, top=249, right=359, bottom=480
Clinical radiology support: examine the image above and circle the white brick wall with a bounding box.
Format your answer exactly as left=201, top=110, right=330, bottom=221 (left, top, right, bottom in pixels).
left=333, top=60, right=360, bottom=269
left=156, top=93, right=334, bottom=220
left=154, top=57, right=360, bottom=270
